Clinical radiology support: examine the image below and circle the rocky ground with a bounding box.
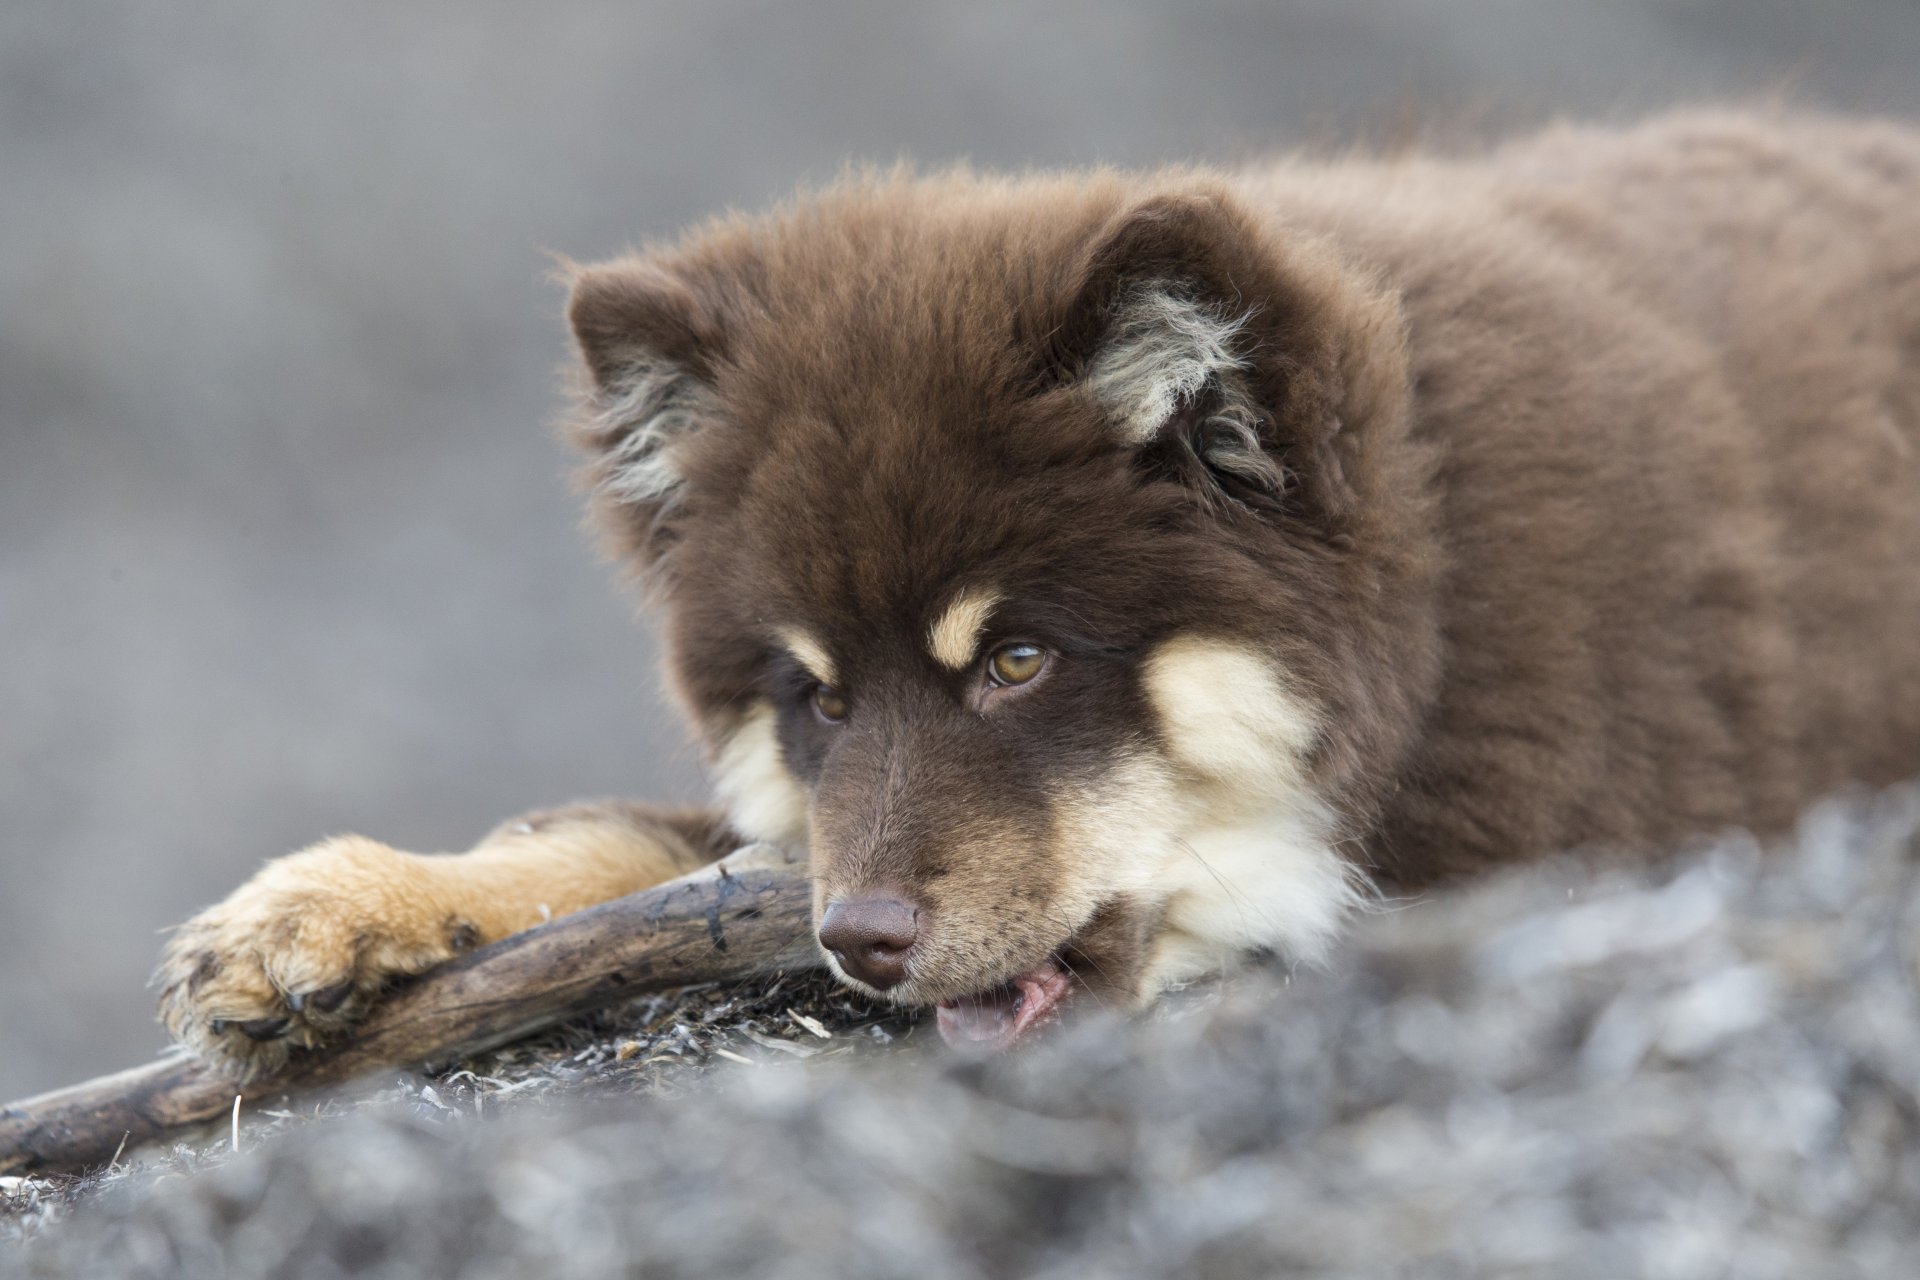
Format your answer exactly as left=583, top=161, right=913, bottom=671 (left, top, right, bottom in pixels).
left=6, top=782, right=1919, bottom=1279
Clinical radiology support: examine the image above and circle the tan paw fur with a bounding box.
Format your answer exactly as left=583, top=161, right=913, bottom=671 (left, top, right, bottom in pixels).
left=155, top=836, right=481, bottom=1079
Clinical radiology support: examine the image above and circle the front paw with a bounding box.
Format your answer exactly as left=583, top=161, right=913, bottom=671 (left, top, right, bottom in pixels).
left=155, top=836, right=479, bottom=1079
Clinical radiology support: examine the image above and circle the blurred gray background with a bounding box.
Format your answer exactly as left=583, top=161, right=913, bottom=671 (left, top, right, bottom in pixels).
left=4, top=1, right=1919, bottom=1101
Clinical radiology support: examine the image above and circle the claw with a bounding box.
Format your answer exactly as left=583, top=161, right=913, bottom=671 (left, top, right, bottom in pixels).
left=290, top=980, right=354, bottom=1014
left=236, top=1017, right=291, bottom=1042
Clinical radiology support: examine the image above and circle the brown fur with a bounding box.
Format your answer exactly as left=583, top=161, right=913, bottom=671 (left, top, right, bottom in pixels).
left=159, top=111, right=1920, bottom=1071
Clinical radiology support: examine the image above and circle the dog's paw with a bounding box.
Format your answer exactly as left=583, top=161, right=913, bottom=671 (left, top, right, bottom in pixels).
left=155, top=836, right=480, bottom=1079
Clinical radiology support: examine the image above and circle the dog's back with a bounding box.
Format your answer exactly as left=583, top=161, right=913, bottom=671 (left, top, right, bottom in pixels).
left=1234, top=113, right=1920, bottom=883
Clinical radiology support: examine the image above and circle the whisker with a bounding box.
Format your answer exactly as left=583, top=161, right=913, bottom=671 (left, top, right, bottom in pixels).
left=1039, top=908, right=1120, bottom=1015
left=1175, top=836, right=1255, bottom=938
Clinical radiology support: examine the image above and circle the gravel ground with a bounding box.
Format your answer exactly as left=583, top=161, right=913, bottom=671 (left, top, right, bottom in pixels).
left=6, top=782, right=1919, bottom=1278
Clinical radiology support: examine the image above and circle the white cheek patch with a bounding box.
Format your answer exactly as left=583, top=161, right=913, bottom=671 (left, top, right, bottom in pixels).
left=1122, top=636, right=1362, bottom=996
left=712, top=703, right=810, bottom=847
left=1142, top=795, right=1362, bottom=990
left=1144, top=637, right=1320, bottom=791
left=1047, top=752, right=1186, bottom=920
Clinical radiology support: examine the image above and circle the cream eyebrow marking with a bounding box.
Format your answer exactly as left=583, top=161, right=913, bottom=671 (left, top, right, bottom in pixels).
left=927, top=586, right=1004, bottom=671
left=777, top=627, right=838, bottom=688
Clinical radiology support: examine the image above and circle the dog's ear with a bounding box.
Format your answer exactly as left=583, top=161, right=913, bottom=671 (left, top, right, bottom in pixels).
left=564, top=261, right=729, bottom=520
left=1048, top=191, right=1349, bottom=527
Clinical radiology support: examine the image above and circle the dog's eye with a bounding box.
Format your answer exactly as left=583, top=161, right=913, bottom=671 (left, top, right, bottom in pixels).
left=811, top=684, right=850, bottom=724
left=986, top=643, right=1046, bottom=687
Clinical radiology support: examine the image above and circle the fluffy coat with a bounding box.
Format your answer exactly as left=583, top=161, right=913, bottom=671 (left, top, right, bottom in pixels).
left=157, top=111, right=1920, bottom=1071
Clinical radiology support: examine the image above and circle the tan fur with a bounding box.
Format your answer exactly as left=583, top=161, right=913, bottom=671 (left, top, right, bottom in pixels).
left=1135, top=638, right=1357, bottom=989
left=1143, top=636, right=1318, bottom=789
left=711, top=704, right=811, bottom=845
left=155, top=804, right=721, bottom=1077
left=776, top=626, right=838, bottom=688
left=926, top=586, right=1003, bottom=671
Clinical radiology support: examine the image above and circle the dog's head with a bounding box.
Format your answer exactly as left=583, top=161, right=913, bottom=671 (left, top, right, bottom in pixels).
left=563, top=171, right=1435, bottom=1047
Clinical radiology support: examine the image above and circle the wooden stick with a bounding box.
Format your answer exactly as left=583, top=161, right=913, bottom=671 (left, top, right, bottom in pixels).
left=0, top=844, right=817, bottom=1176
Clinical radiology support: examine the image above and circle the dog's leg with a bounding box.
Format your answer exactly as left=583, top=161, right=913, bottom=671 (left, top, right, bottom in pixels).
left=155, top=802, right=737, bottom=1077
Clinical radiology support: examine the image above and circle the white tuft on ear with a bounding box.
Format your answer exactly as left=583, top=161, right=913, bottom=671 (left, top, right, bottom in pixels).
left=588, top=356, right=714, bottom=506
left=1087, top=286, right=1251, bottom=444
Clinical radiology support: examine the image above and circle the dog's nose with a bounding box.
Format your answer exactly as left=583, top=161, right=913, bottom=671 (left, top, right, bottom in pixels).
left=817, top=893, right=920, bottom=990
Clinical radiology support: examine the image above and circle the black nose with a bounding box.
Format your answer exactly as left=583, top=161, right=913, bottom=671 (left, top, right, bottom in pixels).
left=817, top=894, right=920, bottom=990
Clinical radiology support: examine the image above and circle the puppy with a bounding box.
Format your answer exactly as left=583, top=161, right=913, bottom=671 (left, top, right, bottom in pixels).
left=158, top=111, right=1920, bottom=1074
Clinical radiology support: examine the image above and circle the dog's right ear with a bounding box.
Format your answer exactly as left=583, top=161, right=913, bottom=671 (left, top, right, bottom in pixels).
left=1038, top=190, right=1363, bottom=533
left=565, top=261, right=729, bottom=517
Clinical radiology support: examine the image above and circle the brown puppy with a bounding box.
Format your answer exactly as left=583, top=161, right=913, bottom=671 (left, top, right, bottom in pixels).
left=157, top=110, right=1920, bottom=1074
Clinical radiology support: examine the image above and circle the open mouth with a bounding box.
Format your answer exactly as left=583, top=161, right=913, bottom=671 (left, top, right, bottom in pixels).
left=933, top=953, right=1072, bottom=1052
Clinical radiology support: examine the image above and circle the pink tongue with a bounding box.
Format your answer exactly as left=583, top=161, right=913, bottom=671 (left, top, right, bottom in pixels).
left=934, top=958, right=1071, bottom=1052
